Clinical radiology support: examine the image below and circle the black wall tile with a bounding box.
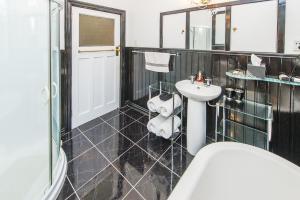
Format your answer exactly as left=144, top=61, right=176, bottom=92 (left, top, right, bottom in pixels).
left=124, top=47, right=300, bottom=166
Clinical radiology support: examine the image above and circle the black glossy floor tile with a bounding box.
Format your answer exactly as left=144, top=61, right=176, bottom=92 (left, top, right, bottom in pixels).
left=135, top=162, right=180, bottom=200
left=83, top=123, right=117, bottom=145
left=124, top=109, right=145, bottom=120
left=77, top=164, right=132, bottom=200
left=62, top=128, right=81, bottom=143
left=56, top=178, right=75, bottom=200
left=62, top=134, right=93, bottom=161
left=100, top=109, right=123, bottom=121
left=176, top=134, right=187, bottom=149
left=67, top=148, right=109, bottom=190
left=159, top=143, right=194, bottom=177
left=120, top=122, right=148, bottom=143
left=138, top=115, right=149, bottom=125
left=96, top=133, right=134, bottom=162
left=106, top=114, right=135, bottom=131
left=123, top=189, right=144, bottom=200
left=137, top=133, right=171, bottom=159
left=78, top=118, right=104, bottom=132
left=120, top=105, right=131, bottom=112
left=112, top=145, right=156, bottom=185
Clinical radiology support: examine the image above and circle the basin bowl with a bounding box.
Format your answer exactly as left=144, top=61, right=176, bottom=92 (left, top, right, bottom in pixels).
left=175, top=80, right=222, bottom=102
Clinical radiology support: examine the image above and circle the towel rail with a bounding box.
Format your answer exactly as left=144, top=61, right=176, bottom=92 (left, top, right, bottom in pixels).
left=132, top=50, right=180, bottom=56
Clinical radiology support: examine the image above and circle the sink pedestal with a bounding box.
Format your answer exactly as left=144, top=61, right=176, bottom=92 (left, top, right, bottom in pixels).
left=175, top=80, right=221, bottom=156
left=187, top=99, right=206, bottom=155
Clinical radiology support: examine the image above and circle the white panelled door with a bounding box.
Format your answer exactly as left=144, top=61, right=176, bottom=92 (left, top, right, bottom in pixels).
left=72, top=7, right=120, bottom=128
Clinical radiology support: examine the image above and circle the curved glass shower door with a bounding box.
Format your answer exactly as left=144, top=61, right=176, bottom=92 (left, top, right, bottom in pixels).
left=0, top=0, right=51, bottom=199
left=50, top=0, right=62, bottom=177
left=0, top=0, right=67, bottom=199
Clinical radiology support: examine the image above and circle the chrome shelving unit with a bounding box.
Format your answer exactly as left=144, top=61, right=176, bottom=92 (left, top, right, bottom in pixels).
left=214, top=96, right=273, bottom=150
left=148, top=81, right=184, bottom=141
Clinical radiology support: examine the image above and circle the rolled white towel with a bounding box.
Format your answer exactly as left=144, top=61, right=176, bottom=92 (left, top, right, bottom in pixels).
left=159, top=116, right=181, bottom=139
left=147, top=115, right=166, bottom=136
left=158, top=94, right=182, bottom=117
left=147, top=96, right=164, bottom=112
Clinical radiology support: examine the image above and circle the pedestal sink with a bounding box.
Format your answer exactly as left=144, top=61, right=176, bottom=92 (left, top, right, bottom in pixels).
left=176, top=80, right=221, bottom=155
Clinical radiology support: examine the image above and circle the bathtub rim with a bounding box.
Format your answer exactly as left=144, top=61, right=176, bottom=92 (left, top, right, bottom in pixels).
left=168, top=142, right=300, bottom=200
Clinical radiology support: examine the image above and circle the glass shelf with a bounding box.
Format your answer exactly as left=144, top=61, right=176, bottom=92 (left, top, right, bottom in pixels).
left=149, top=81, right=178, bottom=94
left=218, top=119, right=268, bottom=149
left=219, top=98, right=273, bottom=121
left=226, top=71, right=300, bottom=86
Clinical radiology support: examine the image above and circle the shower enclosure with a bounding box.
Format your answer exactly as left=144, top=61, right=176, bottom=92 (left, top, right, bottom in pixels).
left=190, top=26, right=212, bottom=50
left=0, top=0, right=67, bottom=199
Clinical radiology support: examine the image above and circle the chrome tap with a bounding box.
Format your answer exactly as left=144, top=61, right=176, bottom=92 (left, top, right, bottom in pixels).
left=204, top=78, right=212, bottom=87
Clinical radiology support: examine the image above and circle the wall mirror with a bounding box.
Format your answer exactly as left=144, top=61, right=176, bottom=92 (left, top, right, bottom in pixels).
left=162, top=12, right=186, bottom=49
left=285, top=0, right=300, bottom=54
left=230, top=1, right=278, bottom=52
left=190, top=7, right=226, bottom=50
left=160, top=0, right=300, bottom=55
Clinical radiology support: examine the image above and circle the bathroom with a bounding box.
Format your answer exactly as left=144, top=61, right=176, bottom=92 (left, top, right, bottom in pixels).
left=1, top=0, right=300, bottom=199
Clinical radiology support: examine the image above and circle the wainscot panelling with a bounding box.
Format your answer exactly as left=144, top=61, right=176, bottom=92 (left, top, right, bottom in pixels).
left=124, top=47, right=300, bottom=166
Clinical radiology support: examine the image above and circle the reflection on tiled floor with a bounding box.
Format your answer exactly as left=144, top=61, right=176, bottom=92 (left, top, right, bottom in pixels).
left=57, top=106, right=194, bottom=200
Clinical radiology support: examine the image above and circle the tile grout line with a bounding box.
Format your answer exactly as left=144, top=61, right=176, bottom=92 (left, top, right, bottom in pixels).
left=73, top=111, right=182, bottom=178
left=76, top=105, right=146, bottom=141
left=132, top=188, right=147, bottom=200
left=131, top=139, right=174, bottom=188
left=133, top=134, right=183, bottom=177
left=132, top=140, right=182, bottom=192
left=101, top=117, right=149, bottom=148
left=77, top=106, right=141, bottom=136
left=83, top=125, right=181, bottom=180
left=66, top=144, right=94, bottom=164
left=78, top=114, right=147, bottom=164
left=156, top=145, right=182, bottom=178
left=120, top=188, right=135, bottom=200
left=104, top=117, right=138, bottom=134
left=99, top=104, right=142, bottom=122
left=62, top=106, right=144, bottom=199
left=102, top=112, right=182, bottom=178
left=66, top=176, right=81, bottom=200
left=66, top=106, right=155, bottom=200
left=77, top=120, right=106, bottom=134
left=99, top=113, right=123, bottom=123
left=67, top=128, right=112, bottom=195
left=62, top=128, right=84, bottom=144
left=77, top=106, right=129, bottom=133
left=63, top=182, right=74, bottom=200
left=71, top=105, right=139, bottom=135
left=79, top=119, right=149, bottom=200
left=80, top=132, right=140, bottom=199
left=122, top=111, right=146, bottom=122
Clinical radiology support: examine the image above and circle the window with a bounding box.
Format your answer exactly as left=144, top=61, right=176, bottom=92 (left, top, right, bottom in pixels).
left=79, top=14, right=115, bottom=46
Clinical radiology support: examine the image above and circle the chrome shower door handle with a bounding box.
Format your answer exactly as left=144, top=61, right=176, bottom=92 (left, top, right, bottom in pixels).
left=52, top=82, right=58, bottom=98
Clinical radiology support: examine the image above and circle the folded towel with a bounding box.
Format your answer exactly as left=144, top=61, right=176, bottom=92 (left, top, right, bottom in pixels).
left=147, top=115, right=166, bottom=136
left=158, top=94, right=182, bottom=117
left=159, top=116, right=181, bottom=139
left=145, top=52, right=172, bottom=73
left=147, top=96, right=164, bottom=112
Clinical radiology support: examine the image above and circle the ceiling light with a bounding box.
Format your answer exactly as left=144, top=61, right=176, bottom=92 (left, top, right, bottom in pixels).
left=191, top=0, right=211, bottom=6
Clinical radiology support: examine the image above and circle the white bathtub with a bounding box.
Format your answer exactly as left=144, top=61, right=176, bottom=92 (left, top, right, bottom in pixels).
left=169, top=142, right=300, bottom=200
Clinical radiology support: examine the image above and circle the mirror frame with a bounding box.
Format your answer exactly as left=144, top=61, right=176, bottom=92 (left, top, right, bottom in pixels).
left=160, top=0, right=286, bottom=53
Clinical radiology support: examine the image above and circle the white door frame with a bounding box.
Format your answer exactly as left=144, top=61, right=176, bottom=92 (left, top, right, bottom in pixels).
left=64, top=1, right=126, bottom=132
